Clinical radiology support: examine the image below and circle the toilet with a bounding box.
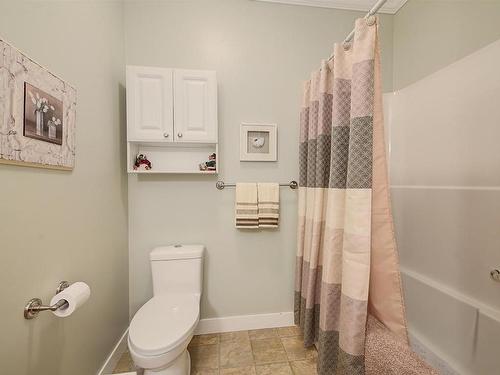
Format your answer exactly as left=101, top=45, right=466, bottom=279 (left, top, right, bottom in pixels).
left=128, top=244, right=204, bottom=375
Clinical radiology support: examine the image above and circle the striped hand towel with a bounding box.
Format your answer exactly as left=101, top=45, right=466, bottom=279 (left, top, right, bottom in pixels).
left=257, top=183, right=279, bottom=228
left=235, top=183, right=259, bottom=229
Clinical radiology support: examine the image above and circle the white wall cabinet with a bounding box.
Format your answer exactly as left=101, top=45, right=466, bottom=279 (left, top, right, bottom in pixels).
left=126, top=66, right=174, bottom=141
left=126, top=65, right=218, bottom=174
left=174, top=69, right=217, bottom=142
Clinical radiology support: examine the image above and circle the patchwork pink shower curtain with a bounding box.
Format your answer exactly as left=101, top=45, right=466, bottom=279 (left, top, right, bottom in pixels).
left=295, top=17, right=408, bottom=374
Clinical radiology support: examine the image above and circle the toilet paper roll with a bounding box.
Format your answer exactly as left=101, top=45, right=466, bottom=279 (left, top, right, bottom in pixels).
left=50, top=281, right=91, bottom=318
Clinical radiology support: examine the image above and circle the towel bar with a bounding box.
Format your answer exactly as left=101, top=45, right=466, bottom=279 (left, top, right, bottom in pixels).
left=216, top=180, right=298, bottom=190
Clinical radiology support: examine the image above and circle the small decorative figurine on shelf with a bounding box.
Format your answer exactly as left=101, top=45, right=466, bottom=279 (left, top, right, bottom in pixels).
left=199, top=153, right=216, bottom=172
left=134, top=154, right=152, bottom=171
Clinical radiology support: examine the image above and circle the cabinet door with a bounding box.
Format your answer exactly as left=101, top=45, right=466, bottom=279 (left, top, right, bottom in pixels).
left=174, top=69, right=217, bottom=142
left=126, top=66, right=173, bottom=141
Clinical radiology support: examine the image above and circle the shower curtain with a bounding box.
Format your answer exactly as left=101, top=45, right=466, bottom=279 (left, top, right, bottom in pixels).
left=295, top=17, right=408, bottom=374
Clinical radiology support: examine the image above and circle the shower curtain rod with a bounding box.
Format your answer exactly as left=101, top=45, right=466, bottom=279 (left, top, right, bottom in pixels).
left=328, top=0, right=388, bottom=60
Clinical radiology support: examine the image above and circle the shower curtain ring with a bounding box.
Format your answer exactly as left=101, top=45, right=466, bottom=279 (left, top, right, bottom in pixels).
left=366, top=15, right=376, bottom=26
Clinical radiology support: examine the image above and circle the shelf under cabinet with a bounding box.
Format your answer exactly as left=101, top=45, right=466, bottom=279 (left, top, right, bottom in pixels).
left=127, top=140, right=218, bottom=175
left=131, top=169, right=218, bottom=175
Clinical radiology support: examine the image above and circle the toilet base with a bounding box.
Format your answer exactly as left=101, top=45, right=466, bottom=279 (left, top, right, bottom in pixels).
left=143, top=349, right=190, bottom=375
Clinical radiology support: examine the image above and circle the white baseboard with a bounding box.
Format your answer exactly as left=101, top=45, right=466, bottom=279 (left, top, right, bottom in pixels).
left=409, top=329, right=461, bottom=375
left=96, top=312, right=293, bottom=373
left=97, top=328, right=129, bottom=375
left=195, top=311, right=294, bottom=335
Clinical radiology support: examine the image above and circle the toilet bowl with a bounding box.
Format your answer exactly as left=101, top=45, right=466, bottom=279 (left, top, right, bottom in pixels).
left=128, top=245, right=204, bottom=375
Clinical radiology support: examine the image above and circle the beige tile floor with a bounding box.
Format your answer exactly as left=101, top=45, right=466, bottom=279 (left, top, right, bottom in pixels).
left=113, top=326, right=318, bottom=375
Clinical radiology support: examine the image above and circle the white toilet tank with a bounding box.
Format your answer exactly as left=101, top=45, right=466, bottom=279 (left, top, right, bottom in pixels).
left=150, top=244, right=204, bottom=296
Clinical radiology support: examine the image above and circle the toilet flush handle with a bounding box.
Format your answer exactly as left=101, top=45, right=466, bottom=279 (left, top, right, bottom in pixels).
left=491, top=269, right=500, bottom=282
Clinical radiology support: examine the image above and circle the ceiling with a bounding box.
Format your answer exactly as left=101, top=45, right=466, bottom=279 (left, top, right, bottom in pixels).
left=254, top=0, right=409, bottom=15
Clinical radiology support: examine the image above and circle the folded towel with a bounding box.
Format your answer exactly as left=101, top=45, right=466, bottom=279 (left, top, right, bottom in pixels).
left=235, top=183, right=259, bottom=229
left=257, top=183, right=279, bottom=228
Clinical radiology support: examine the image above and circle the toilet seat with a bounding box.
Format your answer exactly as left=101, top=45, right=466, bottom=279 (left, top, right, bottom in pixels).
left=129, top=293, right=200, bottom=357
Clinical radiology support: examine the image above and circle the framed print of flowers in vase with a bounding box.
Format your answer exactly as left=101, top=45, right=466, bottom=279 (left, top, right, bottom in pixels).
left=24, top=83, right=64, bottom=145
left=0, top=37, right=76, bottom=170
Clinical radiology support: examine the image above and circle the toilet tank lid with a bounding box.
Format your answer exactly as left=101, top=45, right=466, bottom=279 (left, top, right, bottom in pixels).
left=150, top=244, right=205, bottom=261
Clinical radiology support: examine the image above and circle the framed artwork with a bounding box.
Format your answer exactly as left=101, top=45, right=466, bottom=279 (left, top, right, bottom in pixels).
left=0, top=37, right=76, bottom=170
left=240, top=123, right=277, bottom=161
left=24, top=83, right=64, bottom=145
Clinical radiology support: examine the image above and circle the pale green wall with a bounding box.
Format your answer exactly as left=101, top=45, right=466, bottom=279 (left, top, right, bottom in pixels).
left=393, top=0, right=500, bottom=90
left=0, top=1, right=128, bottom=374
left=125, top=0, right=394, bottom=319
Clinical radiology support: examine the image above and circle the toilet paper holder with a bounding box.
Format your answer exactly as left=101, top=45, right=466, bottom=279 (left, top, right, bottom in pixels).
left=24, top=281, right=70, bottom=320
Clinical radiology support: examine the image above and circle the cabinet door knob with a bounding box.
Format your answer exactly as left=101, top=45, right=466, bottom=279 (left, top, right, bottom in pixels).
left=177, top=133, right=183, bottom=138
left=163, top=132, right=169, bottom=138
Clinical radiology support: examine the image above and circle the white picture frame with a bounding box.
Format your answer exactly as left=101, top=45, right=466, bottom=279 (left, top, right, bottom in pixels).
left=240, top=123, right=277, bottom=162
left=0, top=37, right=76, bottom=170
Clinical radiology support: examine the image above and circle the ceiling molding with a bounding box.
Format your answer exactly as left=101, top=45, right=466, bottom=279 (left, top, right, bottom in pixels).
left=253, top=0, right=409, bottom=15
